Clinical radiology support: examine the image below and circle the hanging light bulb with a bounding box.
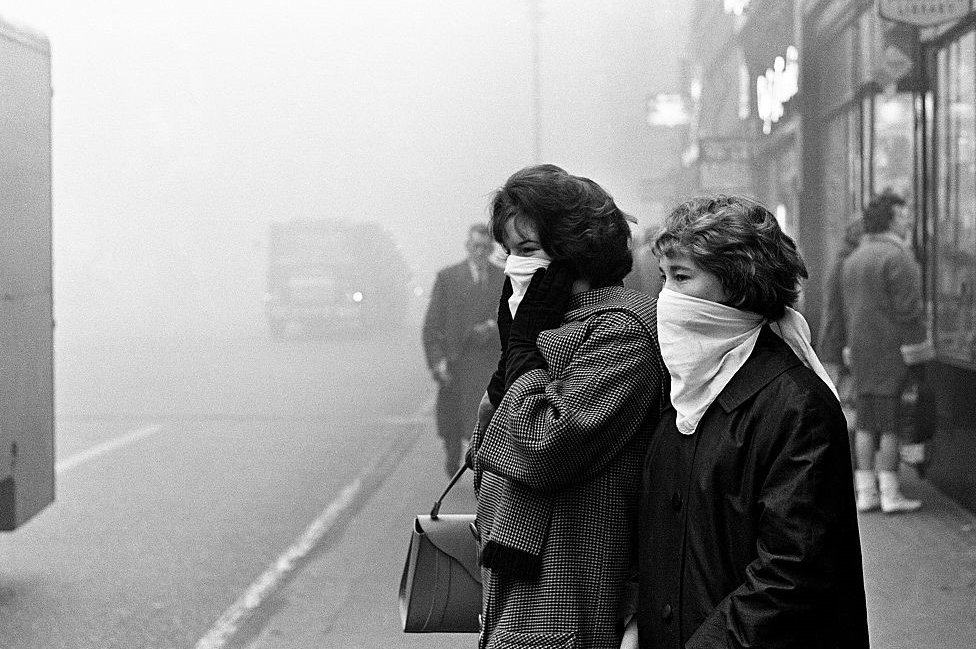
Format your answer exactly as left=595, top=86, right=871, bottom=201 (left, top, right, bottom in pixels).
left=723, top=0, right=750, bottom=15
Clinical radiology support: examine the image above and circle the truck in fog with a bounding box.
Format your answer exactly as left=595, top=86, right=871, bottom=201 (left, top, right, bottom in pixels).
left=0, top=16, right=55, bottom=530
left=264, top=219, right=411, bottom=337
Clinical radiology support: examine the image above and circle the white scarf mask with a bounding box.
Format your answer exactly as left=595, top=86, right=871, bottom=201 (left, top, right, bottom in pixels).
left=504, top=254, right=552, bottom=318
left=657, top=287, right=838, bottom=435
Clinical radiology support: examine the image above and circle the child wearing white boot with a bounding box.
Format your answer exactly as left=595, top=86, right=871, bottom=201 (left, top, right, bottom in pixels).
left=835, top=189, right=932, bottom=515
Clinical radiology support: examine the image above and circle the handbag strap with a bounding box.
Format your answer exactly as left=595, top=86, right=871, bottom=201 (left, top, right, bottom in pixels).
left=430, top=464, right=467, bottom=519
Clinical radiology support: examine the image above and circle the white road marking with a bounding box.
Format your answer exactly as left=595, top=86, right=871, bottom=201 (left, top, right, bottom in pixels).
left=381, top=414, right=430, bottom=426
left=55, top=424, right=163, bottom=474
left=193, top=476, right=366, bottom=649
left=382, top=394, right=435, bottom=423
left=193, top=401, right=431, bottom=649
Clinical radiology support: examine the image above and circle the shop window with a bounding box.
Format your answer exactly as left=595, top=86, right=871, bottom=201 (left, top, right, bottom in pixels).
left=933, top=31, right=976, bottom=367
left=819, top=25, right=854, bottom=113
left=862, top=94, right=875, bottom=207
left=856, top=10, right=880, bottom=88
left=873, top=92, right=916, bottom=204
left=824, top=112, right=853, bottom=254
left=848, top=107, right=863, bottom=217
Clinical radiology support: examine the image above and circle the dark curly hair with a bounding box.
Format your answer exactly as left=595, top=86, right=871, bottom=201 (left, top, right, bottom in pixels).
left=862, top=188, right=906, bottom=234
left=489, top=164, right=633, bottom=288
left=652, top=195, right=808, bottom=320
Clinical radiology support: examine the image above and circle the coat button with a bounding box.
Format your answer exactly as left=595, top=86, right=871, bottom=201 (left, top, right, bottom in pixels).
left=662, top=604, right=673, bottom=621
left=671, top=492, right=682, bottom=511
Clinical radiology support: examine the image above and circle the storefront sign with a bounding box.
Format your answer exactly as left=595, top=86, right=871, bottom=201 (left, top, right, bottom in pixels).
left=699, top=138, right=750, bottom=164
left=723, top=0, right=750, bottom=15
left=646, top=94, right=691, bottom=127
left=879, top=0, right=972, bottom=26
left=697, top=138, right=753, bottom=195
left=874, top=19, right=924, bottom=89
left=756, top=46, right=799, bottom=135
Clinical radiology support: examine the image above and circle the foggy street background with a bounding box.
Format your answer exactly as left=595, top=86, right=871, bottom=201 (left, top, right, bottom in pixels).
left=0, top=2, right=684, bottom=646
left=2, top=326, right=437, bottom=647
left=1, top=1, right=975, bottom=648
left=0, top=0, right=683, bottom=341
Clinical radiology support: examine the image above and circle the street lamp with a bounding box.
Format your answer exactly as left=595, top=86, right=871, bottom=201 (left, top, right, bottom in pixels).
left=527, top=0, right=542, bottom=162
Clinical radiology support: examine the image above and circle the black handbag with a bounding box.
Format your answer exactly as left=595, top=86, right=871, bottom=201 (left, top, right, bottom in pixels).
left=398, top=465, right=482, bottom=633
left=902, top=376, right=937, bottom=445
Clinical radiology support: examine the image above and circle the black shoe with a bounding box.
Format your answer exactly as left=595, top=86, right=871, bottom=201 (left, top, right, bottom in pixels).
left=906, top=460, right=928, bottom=479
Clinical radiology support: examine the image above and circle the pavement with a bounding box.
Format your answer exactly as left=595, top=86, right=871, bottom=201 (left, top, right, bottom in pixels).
left=858, top=468, right=976, bottom=648
left=231, top=414, right=976, bottom=649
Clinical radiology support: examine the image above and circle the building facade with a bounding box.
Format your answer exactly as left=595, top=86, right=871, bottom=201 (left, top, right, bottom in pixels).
left=684, top=0, right=976, bottom=511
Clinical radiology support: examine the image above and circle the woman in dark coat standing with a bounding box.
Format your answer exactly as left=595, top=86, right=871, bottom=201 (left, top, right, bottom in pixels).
left=637, top=196, right=869, bottom=649
left=469, top=164, right=667, bottom=649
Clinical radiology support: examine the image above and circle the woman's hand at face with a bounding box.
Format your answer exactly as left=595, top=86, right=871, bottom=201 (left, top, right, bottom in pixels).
left=496, top=277, right=514, bottom=352
left=503, top=261, right=576, bottom=390
left=514, top=260, right=576, bottom=332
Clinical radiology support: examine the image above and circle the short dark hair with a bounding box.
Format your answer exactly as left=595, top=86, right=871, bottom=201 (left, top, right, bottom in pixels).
left=489, top=164, right=633, bottom=287
left=862, top=189, right=906, bottom=234
left=652, top=195, right=808, bottom=320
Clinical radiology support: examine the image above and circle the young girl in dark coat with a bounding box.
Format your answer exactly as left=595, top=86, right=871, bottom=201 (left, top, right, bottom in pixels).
left=637, top=196, right=869, bottom=649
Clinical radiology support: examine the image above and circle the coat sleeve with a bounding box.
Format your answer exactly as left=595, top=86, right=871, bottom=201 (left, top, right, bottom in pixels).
left=687, top=385, right=862, bottom=649
left=421, top=270, right=449, bottom=370
left=474, top=311, right=662, bottom=493
left=885, top=250, right=927, bottom=347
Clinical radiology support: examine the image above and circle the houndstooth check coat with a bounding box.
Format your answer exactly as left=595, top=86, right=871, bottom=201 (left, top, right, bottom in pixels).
left=470, top=285, right=667, bottom=649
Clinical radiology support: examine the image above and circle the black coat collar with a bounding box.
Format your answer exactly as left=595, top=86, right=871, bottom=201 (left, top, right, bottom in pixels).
left=716, top=325, right=803, bottom=414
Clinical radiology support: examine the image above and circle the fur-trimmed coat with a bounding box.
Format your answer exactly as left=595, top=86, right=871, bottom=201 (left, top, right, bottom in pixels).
left=470, top=285, right=667, bottom=649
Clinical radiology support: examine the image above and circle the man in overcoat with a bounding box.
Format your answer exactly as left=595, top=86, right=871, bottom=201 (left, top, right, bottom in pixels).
left=840, top=189, right=933, bottom=513
left=422, top=223, right=503, bottom=476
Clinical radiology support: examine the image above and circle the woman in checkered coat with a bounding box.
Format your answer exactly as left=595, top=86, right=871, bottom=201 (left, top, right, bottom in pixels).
left=468, top=164, right=667, bottom=649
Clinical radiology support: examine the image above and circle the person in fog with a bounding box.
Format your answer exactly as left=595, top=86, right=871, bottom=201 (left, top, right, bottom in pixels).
left=422, top=223, right=504, bottom=477
left=839, top=189, right=932, bottom=513
left=818, top=217, right=863, bottom=370
left=818, top=218, right=864, bottom=443
left=638, top=196, right=868, bottom=649
left=467, top=164, right=666, bottom=649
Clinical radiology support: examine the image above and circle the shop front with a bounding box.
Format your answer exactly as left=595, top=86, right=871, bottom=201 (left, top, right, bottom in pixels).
left=800, top=0, right=976, bottom=511
left=739, top=1, right=802, bottom=238
left=919, top=9, right=976, bottom=509
left=800, top=1, right=923, bottom=337
left=688, top=0, right=976, bottom=511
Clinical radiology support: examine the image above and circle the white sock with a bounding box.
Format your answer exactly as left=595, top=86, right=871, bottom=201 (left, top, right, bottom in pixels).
left=855, top=469, right=877, bottom=493
left=877, top=470, right=900, bottom=495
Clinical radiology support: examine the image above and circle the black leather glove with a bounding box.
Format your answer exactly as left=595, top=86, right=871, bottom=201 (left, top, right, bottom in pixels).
left=486, top=278, right=513, bottom=407
left=504, top=261, right=575, bottom=390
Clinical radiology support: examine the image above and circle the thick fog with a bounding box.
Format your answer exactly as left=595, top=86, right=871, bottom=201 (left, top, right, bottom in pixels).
left=3, top=0, right=685, bottom=339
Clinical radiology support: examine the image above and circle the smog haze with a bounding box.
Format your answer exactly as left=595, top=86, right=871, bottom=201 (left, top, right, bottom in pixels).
left=2, top=0, right=686, bottom=338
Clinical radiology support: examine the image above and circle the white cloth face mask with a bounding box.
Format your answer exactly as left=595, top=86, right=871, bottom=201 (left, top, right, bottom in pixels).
left=657, top=287, right=837, bottom=435
left=504, top=255, right=552, bottom=318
